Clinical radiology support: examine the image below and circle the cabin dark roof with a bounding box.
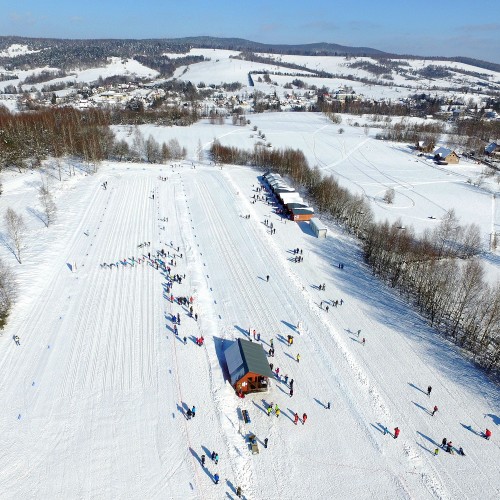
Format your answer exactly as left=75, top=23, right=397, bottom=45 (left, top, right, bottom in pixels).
left=286, top=202, right=308, bottom=209
left=290, top=207, right=315, bottom=215
left=225, top=338, right=273, bottom=385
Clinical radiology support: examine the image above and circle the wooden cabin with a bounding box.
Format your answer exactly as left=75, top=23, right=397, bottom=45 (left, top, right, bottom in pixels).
left=224, top=338, right=273, bottom=394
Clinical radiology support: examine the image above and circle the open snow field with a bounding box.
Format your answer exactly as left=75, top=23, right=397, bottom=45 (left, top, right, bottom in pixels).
left=117, top=112, right=496, bottom=246
left=0, top=158, right=498, bottom=499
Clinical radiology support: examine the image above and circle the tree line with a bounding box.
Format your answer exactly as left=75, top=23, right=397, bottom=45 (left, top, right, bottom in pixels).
left=210, top=140, right=499, bottom=374
left=0, top=106, right=191, bottom=171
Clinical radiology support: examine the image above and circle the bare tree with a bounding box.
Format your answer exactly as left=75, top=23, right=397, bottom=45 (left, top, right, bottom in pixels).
left=383, top=187, right=395, bottom=204
left=145, top=135, right=161, bottom=163
left=4, top=208, right=27, bottom=263
left=0, top=258, right=16, bottom=328
left=168, top=139, right=183, bottom=160
left=38, top=181, right=57, bottom=227
left=197, top=139, right=204, bottom=162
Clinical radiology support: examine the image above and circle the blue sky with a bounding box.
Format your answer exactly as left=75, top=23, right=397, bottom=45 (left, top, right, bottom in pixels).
left=3, top=0, right=500, bottom=64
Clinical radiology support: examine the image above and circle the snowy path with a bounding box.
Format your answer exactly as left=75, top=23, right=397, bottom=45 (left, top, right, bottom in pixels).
left=0, top=162, right=498, bottom=499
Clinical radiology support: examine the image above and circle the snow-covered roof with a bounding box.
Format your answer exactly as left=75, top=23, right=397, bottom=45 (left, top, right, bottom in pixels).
left=434, top=147, right=454, bottom=158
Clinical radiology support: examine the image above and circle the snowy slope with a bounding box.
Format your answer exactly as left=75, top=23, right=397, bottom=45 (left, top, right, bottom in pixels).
left=0, top=58, right=159, bottom=93
left=0, top=44, right=41, bottom=58
left=0, top=158, right=498, bottom=499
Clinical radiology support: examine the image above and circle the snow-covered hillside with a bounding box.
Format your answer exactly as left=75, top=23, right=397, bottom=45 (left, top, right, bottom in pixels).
left=0, top=57, right=158, bottom=93
left=2, top=44, right=499, bottom=104
left=0, top=43, right=41, bottom=58
left=0, top=158, right=498, bottom=499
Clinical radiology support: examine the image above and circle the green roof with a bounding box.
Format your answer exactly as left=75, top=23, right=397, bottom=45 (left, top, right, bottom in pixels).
left=225, top=338, right=273, bottom=384
left=238, top=339, right=274, bottom=377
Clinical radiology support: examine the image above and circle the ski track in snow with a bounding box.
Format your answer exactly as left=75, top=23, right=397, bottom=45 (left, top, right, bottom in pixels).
left=0, top=160, right=498, bottom=499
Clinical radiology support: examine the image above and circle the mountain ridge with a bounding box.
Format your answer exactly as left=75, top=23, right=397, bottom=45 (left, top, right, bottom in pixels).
left=0, top=35, right=499, bottom=73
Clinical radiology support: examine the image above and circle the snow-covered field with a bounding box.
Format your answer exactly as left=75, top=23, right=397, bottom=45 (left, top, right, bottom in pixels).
left=0, top=155, right=498, bottom=499
left=115, top=113, right=498, bottom=247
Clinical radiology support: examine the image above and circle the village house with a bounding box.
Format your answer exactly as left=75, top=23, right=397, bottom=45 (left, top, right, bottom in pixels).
left=434, top=147, right=460, bottom=164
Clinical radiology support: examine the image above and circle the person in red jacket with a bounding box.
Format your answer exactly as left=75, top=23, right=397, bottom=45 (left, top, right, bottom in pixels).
left=302, top=413, right=308, bottom=425
left=394, top=427, right=400, bottom=439
left=431, top=405, right=438, bottom=416
left=485, top=428, right=492, bottom=440
left=294, top=413, right=299, bottom=425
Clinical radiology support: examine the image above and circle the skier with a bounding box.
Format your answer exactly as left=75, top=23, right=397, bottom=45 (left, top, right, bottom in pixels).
left=264, top=438, right=268, bottom=449
left=290, top=379, right=294, bottom=389
left=214, top=453, right=219, bottom=464
left=270, top=338, right=274, bottom=348
left=446, top=441, right=453, bottom=454
left=269, top=363, right=274, bottom=372
left=13, top=335, right=20, bottom=346
left=191, top=406, right=196, bottom=418
left=289, top=388, right=294, bottom=397
left=431, top=405, right=438, bottom=416
left=434, top=448, right=439, bottom=456
left=357, top=330, right=361, bottom=337
left=362, top=337, right=366, bottom=346
left=284, top=374, right=289, bottom=385
left=186, top=408, right=192, bottom=420
left=294, top=412, right=299, bottom=425
left=195, top=313, right=198, bottom=321
left=183, top=336, right=187, bottom=345
left=267, top=406, right=272, bottom=416
left=441, top=437, right=447, bottom=448
left=266, top=275, right=269, bottom=282
left=296, top=353, right=300, bottom=363
left=326, top=305, right=329, bottom=313
left=236, top=486, right=242, bottom=497
left=173, top=325, right=178, bottom=336
left=485, top=428, right=492, bottom=440
left=214, top=473, right=219, bottom=484
left=302, top=413, right=307, bottom=425
left=427, top=385, right=432, bottom=397
left=326, top=402, right=331, bottom=410
left=394, top=427, right=400, bottom=439
left=276, top=408, right=281, bottom=418
left=458, top=447, right=466, bottom=456
left=201, top=454, right=206, bottom=466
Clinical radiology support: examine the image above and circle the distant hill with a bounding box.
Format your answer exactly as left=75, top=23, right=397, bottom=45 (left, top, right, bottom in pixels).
left=0, top=35, right=499, bottom=73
